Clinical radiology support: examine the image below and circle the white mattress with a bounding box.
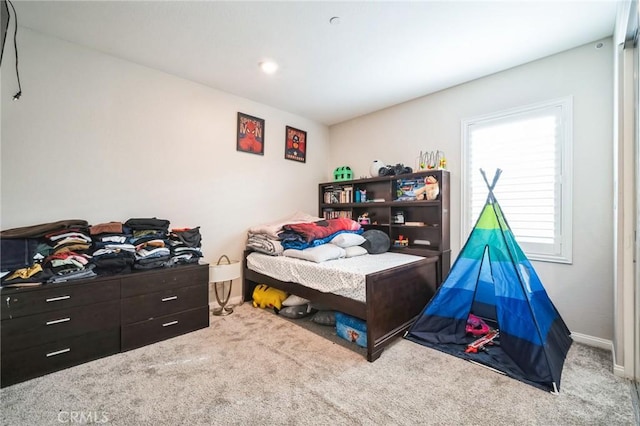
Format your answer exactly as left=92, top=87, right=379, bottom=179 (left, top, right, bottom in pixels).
left=246, top=251, right=425, bottom=302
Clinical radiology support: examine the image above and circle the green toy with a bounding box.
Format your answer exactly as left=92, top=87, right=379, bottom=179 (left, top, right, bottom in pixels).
left=333, top=166, right=353, bottom=181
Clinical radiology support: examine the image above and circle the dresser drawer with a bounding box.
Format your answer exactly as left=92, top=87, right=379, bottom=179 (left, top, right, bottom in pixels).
left=121, top=306, right=209, bottom=351
left=121, top=265, right=208, bottom=298
left=1, top=327, right=120, bottom=388
left=1, top=279, right=120, bottom=320
left=1, top=300, right=120, bottom=352
left=121, top=283, right=207, bottom=325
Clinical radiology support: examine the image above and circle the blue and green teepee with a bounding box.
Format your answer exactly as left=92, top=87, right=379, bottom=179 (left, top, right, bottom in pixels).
left=405, top=169, right=572, bottom=393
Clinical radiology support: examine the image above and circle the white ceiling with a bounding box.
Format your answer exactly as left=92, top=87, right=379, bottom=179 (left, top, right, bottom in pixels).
left=13, top=1, right=618, bottom=126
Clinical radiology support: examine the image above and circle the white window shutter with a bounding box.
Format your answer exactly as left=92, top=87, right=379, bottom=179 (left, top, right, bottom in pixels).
left=462, top=97, right=572, bottom=263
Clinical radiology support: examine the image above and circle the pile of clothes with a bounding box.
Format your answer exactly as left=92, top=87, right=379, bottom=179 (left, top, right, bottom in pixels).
left=246, top=211, right=319, bottom=256
left=42, top=226, right=96, bottom=283
left=0, top=218, right=203, bottom=287
left=167, top=227, right=203, bottom=266
left=246, top=211, right=363, bottom=256
left=126, top=218, right=172, bottom=270
left=89, top=221, right=135, bottom=275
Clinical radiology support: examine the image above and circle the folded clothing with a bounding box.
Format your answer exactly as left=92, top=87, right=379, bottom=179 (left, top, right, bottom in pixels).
left=281, top=218, right=360, bottom=244
left=247, top=234, right=284, bottom=255
left=124, top=218, right=170, bottom=231
left=0, top=220, right=89, bottom=239
left=248, top=211, right=322, bottom=240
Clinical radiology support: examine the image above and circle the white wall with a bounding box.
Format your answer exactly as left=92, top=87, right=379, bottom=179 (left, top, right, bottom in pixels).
left=329, top=39, right=615, bottom=341
left=0, top=29, right=617, bottom=341
left=1, top=29, right=330, bottom=301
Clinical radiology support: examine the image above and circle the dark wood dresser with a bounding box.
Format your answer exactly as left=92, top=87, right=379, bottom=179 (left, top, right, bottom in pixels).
left=0, top=263, right=209, bottom=387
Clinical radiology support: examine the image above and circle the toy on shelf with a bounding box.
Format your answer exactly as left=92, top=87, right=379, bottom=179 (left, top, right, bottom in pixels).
left=357, top=213, right=371, bottom=225
left=333, top=166, right=353, bottom=182
left=370, top=160, right=386, bottom=177
left=414, top=176, right=440, bottom=201
left=394, top=235, right=409, bottom=247
left=392, top=211, right=405, bottom=224
left=417, top=150, right=447, bottom=171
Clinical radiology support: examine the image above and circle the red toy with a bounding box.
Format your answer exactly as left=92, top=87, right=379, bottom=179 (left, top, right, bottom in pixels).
left=466, top=313, right=490, bottom=336
left=465, top=330, right=500, bottom=354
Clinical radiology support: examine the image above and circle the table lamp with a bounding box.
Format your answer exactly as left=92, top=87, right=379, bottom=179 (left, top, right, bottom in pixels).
left=210, top=254, right=241, bottom=316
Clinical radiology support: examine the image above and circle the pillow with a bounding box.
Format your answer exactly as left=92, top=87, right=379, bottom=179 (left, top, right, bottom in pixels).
left=278, top=304, right=315, bottom=319
left=282, top=294, right=310, bottom=307
left=330, top=232, right=366, bottom=248
left=283, top=244, right=346, bottom=263
left=311, top=310, right=336, bottom=326
left=344, top=245, right=368, bottom=258
left=361, top=230, right=391, bottom=254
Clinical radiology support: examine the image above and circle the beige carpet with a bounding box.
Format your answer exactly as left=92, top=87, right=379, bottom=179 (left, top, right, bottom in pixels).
left=1, top=303, right=636, bottom=425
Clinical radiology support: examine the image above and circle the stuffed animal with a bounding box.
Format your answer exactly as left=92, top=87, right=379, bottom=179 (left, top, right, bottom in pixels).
left=414, top=176, right=440, bottom=201
left=252, top=284, right=288, bottom=310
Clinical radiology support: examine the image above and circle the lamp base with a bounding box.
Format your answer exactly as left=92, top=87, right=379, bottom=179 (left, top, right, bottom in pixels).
left=212, top=305, right=234, bottom=316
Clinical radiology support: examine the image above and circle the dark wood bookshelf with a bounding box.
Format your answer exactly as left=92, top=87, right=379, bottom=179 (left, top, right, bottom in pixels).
left=319, top=170, right=450, bottom=286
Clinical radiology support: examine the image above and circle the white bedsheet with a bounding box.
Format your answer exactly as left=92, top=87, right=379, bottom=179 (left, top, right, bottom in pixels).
left=246, top=251, right=425, bottom=302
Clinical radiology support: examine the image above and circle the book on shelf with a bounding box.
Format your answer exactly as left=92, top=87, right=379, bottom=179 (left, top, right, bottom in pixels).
left=323, top=185, right=353, bottom=204
left=323, top=210, right=353, bottom=220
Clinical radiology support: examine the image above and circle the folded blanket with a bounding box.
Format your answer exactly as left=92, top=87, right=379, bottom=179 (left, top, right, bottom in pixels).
left=281, top=218, right=360, bottom=244
left=248, top=211, right=322, bottom=240
left=247, top=234, right=284, bottom=256
left=280, top=229, right=362, bottom=250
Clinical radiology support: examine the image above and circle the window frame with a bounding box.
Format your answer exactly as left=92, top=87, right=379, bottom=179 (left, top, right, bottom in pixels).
left=461, top=96, right=573, bottom=264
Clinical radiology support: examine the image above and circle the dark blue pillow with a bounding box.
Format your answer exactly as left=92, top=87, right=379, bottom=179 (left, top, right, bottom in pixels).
left=361, top=230, right=390, bottom=254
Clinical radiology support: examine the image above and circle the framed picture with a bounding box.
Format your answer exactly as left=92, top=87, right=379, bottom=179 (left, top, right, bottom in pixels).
left=284, top=126, right=307, bottom=163
left=237, top=112, right=265, bottom=155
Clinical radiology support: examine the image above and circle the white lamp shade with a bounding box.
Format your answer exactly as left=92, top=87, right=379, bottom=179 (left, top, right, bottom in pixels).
left=209, top=260, right=241, bottom=283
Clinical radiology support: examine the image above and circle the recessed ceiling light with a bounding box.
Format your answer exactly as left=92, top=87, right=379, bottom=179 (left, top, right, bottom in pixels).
left=329, top=16, right=341, bottom=25
left=259, top=60, right=278, bottom=74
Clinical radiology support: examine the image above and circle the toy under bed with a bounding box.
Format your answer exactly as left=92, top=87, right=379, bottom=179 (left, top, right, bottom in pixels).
left=243, top=250, right=438, bottom=361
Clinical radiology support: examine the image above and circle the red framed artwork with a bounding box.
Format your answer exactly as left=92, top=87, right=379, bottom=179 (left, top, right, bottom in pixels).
left=284, top=126, right=307, bottom=163
left=237, top=112, right=265, bottom=155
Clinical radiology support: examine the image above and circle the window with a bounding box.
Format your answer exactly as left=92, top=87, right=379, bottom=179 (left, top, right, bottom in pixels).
left=461, top=97, right=573, bottom=263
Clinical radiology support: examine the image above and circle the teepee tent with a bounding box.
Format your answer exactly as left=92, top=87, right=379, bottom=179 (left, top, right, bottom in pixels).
left=405, top=169, right=572, bottom=393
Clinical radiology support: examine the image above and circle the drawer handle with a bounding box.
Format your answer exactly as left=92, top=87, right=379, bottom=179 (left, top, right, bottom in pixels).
left=161, top=296, right=178, bottom=302
left=46, top=317, right=71, bottom=326
left=46, top=295, right=70, bottom=302
left=46, top=348, right=70, bottom=357
left=162, top=320, right=179, bottom=327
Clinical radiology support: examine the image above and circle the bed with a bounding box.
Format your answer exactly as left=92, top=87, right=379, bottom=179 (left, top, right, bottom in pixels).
left=243, top=249, right=438, bottom=362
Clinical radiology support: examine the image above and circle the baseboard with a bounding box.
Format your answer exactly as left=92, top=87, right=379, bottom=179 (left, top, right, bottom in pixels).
left=612, top=363, right=627, bottom=377
left=570, top=332, right=612, bottom=350
left=610, top=340, right=631, bottom=379
left=571, top=332, right=630, bottom=378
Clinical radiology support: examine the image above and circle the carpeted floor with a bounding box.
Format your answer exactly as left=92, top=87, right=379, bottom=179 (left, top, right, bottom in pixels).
left=0, top=303, right=636, bottom=425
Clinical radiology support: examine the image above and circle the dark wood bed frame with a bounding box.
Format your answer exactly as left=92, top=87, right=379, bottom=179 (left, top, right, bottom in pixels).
left=242, top=250, right=438, bottom=362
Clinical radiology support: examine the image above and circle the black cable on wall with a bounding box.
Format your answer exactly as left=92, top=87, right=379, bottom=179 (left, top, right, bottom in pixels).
left=8, top=0, right=21, bottom=100
left=0, top=0, right=21, bottom=100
